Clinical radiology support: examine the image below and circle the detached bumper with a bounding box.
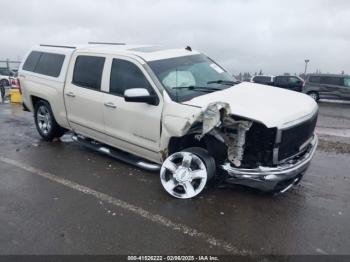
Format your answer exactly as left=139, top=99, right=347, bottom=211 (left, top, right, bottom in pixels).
left=221, top=135, right=318, bottom=193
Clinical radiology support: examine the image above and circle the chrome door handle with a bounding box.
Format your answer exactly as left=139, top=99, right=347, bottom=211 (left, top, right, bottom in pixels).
left=104, top=102, right=117, bottom=109
left=66, top=92, right=76, bottom=97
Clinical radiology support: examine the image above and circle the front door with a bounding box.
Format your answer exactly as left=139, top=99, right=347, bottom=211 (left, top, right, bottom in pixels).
left=320, top=76, right=344, bottom=99
left=102, top=56, right=163, bottom=162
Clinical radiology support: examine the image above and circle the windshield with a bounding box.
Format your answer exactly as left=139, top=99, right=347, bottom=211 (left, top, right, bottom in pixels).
left=148, top=54, right=237, bottom=102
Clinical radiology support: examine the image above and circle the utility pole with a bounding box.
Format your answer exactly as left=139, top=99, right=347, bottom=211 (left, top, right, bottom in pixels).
left=304, top=59, right=310, bottom=79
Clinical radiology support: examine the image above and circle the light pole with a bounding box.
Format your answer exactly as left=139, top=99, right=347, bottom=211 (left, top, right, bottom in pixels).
left=304, top=59, right=310, bottom=79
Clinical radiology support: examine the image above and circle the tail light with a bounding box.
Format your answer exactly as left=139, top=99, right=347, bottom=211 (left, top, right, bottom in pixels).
left=11, top=78, right=17, bottom=87
left=11, top=78, right=21, bottom=94
left=17, top=79, right=22, bottom=94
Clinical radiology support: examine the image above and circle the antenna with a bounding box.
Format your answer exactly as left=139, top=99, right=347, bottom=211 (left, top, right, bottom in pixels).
left=88, top=42, right=126, bottom=45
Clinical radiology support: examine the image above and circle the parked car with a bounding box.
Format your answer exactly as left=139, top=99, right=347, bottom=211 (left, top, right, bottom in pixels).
left=303, top=74, right=350, bottom=101
left=19, top=44, right=318, bottom=199
left=272, top=75, right=304, bottom=92
left=251, top=75, right=274, bottom=85
left=0, top=68, right=16, bottom=87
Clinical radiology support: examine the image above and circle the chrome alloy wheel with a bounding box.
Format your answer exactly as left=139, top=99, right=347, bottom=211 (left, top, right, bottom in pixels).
left=160, top=152, right=208, bottom=199
left=36, top=105, right=52, bottom=135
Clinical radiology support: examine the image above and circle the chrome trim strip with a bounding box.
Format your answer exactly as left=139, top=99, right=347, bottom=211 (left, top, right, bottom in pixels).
left=280, top=107, right=318, bottom=130
left=72, top=135, right=161, bottom=172
left=221, top=135, right=318, bottom=182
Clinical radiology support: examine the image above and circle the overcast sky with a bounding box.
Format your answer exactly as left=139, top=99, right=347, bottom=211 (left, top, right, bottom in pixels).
left=0, top=0, right=349, bottom=75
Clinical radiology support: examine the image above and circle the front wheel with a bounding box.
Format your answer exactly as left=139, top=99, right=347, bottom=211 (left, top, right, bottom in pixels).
left=308, top=92, right=319, bottom=101
left=160, top=147, right=215, bottom=199
left=34, top=100, right=65, bottom=141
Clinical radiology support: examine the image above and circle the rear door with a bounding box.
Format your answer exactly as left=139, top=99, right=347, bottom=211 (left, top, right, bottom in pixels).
left=102, top=56, right=163, bottom=162
left=64, top=54, right=107, bottom=142
left=274, top=76, right=288, bottom=89
left=320, top=76, right=344, bottom=99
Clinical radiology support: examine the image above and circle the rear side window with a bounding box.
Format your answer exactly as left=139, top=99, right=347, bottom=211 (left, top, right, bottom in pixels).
left=275, top=76, right=288, bottom=84
left=72, top=56, right=105, bottom=90
left=22, top=51, right=65, bottom=77
left=344, top=78, right=350, bottom=87
left=320, top=76, right=343, bottom=86
left=110, top=59, right=153, bottom=96
left=35, top=53, right=65, bottom=77
left=23, top=51, right=42, bottom=72
left=309, top=76, right=321, bottom=83
left=253, top=76, right=271, bottom=83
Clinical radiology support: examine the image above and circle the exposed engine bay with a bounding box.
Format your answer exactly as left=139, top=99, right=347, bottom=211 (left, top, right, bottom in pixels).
left=191, top=102, right=255, bottom=168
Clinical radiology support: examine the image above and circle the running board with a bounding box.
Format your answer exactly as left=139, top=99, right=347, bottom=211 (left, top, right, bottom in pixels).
left=72, top=135, right=161, bottom=172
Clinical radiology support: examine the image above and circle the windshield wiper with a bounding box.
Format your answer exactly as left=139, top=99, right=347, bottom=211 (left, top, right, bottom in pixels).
left=172, top=86, right=223, bottom=92
left=207, top=80, right=240, bottom=85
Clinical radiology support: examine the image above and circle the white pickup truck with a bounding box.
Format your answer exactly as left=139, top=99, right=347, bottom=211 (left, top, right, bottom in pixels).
left=19, top=43, right=318, bottom=199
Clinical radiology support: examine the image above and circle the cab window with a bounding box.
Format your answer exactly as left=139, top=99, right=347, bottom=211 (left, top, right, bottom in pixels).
left=289, top=77, right=301, bottom=84
left=109, top=59, right=154, bottom=96
left=72, top=56, right=105, bottom=90
left=275, top=76, right=288, bottom=84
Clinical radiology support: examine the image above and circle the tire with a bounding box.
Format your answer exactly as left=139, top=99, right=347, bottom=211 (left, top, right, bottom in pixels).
left=34, top=100, right=65, bottom=141
left=308, top=92, right=319, bottom=101
left=185, top=147, right=216, bottom=183
left=0, top=79, right=9, bottom=87
left=160, top=147, right=215, bottom=199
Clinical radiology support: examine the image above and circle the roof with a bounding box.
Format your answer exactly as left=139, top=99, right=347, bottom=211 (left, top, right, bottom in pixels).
left=37, top=44, right=200, bottom=62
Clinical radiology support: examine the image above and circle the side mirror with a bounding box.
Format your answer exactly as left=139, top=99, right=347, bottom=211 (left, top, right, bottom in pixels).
left=124, top=88, right=158, bottom=105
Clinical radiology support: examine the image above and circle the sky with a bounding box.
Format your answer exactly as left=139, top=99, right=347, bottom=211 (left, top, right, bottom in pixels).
left=0, top=0, right=349, bottom=75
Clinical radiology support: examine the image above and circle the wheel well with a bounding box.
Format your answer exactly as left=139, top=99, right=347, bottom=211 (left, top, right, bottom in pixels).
left=31, top=96, right=48, bottom=109
left=0, top=78, right=9, bottom=85
left=168, top=134, right=206, bottom=155
left=167, top=134, right=227, bottom=163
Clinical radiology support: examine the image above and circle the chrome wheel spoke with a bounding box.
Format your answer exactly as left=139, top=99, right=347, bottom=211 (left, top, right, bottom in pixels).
left=183, top=181, right=196, bottom=197
left=182, top=153, right=192, bottom=168
left=190, top=169, right=207, bottom=180
left=163, top=179, right=178, bottom=192
left=163, top=161, right=177, bottom=173
left=37, top=114, right=45, bottom=121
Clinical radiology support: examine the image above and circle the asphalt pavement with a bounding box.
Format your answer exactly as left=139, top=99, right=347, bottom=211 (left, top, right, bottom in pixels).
left=0, top=101, right=349, bottom=256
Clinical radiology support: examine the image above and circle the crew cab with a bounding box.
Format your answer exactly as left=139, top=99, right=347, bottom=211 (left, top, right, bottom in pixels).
left=251, top=75, right=304, bottom=92
left=19, top=43, right=318, bottom=199
left=272, top=75, right=304, bottom=92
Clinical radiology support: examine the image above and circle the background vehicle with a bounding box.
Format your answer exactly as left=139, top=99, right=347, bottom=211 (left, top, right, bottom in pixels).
left=272, top=75, right=304, bottom=92
left=251, top=75, right=274, bottom=85
left=303, top=74, right=350, bottom=101
left=0, top=68, right=16, bottom=87
left=19, top=43, right=318, bottom=199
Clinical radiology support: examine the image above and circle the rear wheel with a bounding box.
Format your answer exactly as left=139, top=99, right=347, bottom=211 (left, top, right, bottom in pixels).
left=34, top=100, right=65, bottom=141
left=308, top=92, right=319, bottom=101
left=160, top=147, right=215, bottom=199
left=0, top=79, right=9, bottom=87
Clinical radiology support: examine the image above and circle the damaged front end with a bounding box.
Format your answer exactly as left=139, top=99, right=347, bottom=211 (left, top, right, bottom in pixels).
left=164, top=101, right=318, bottom=194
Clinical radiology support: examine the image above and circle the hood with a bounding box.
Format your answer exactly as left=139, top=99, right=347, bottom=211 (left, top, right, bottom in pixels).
left=182, top=82, right=318, bottom=128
